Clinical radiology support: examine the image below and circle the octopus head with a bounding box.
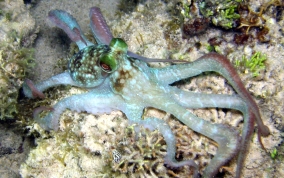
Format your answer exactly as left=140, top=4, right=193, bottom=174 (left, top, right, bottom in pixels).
left=68, top=38, right=128, bottom=88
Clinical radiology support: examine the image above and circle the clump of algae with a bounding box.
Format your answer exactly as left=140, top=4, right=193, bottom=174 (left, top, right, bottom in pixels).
left=235, top=51, right=267, bottom=77
left=0, top=0, right=37, bottom=120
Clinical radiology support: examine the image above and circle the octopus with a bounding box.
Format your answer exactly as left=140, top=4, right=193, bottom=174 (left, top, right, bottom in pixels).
left=22, top=6, right=270, bottom=178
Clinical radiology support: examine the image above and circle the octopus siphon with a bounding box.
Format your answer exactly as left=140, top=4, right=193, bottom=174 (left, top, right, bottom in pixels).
left=22, top=7, right=270, bottom=178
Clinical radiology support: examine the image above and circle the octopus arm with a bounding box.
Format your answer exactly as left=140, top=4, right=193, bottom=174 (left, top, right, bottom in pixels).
left=127, top=51, right=188, bottom=63
left=23, top=72, right=79, bottom=99
left=172, top=88, right=247, bottom=112
left=153, top=53, right=269, bottom=137
left=123, top=89, right=241, bottom=177
left=89, top=7, right=113, bottom=45
left=152, top=53, right=269, bottom=177
left=48, top=9, right=93, bottom=50
left=148, top=94, right=241, bottom=177
left=34, top=90, right=124, bottom=131
left=124, top=108, right=199, bottom=177
left=171, top=88, right=252, bottom=176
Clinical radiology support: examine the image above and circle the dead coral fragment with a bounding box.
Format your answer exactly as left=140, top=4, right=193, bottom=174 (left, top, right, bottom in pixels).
left=238, top=0, right=283, bottom=34
left=182, top=17, right=210, bottom=37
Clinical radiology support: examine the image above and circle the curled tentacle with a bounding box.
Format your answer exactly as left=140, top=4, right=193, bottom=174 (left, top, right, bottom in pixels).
left=32, top=87, right=124, bottom=131
left=170, top=88, right=253, bottom=177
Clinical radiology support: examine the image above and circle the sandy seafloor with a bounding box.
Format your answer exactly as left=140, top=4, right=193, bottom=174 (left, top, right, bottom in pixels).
left=0, top=0, right=283, bottom=177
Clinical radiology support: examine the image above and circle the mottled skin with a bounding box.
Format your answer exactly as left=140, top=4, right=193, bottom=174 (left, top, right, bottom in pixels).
left=22, top=7, right=269, bottom=178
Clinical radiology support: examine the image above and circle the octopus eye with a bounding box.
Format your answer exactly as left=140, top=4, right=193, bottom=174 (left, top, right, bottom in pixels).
left=100, top=62, right=111, bottom=71
left=99, top=54, right=118, bottom=73
left=98, top=38, right=128, bottom=73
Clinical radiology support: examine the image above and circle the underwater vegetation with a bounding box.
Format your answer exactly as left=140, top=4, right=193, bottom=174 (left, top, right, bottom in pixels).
left=0, top=43, right=35, bottom=119
left=199, top=0, right=241, bottom=29
left=165, top=0, right=283, bottom=79
left=0, top=0, right=37, bottom=120
left=176, top=0, right=283, bottom=43
left=235, top=51, right=267, bottom=77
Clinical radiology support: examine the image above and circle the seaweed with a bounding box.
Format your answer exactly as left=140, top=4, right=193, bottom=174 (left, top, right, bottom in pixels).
left=0, top=41, right=35, bottom=120
left=0, top=1, right=37, bottom=120
left=234, top=52, right=267, bottom=77
left=271, top=148, right=278, bottom=160
left=199, top=0, right=241, bottom=29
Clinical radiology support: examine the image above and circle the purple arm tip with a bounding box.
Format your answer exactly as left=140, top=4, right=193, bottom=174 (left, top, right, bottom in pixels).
left=48, top=10, right=93, bottom=49
left=48, top=10, right=80, bottom=42
left=89, top=7, right=113, bottom=45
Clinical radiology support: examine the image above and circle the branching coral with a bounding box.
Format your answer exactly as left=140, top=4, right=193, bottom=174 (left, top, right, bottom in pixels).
left=102, top=125, right=169, bottom=177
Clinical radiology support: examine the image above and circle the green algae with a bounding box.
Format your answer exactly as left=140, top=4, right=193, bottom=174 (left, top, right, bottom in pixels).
left=199, top=0, right=241, bottom=29
left=235, top=52, right=267, bottom=77
left=0, top=32, right=36, bottom=120
left=271, top=148, right=278, bottom=160
left=0, top=0, right=36, bottom=120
